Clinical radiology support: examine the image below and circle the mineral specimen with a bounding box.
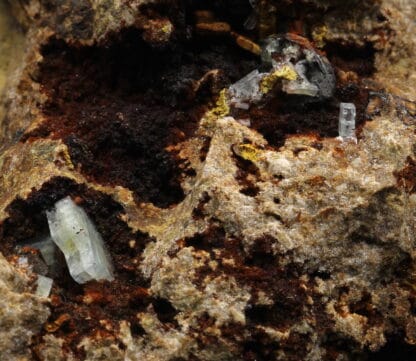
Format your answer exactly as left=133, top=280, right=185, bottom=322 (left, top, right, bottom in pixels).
left=228, top=33, right=335, bottom=109
left=46, top=197, right=114, bottom=284
left=0, top=0, right=416, bottom=360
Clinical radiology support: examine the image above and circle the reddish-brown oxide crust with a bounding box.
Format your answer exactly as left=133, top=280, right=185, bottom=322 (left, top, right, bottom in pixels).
left=24, top=29, right=259, bottom=208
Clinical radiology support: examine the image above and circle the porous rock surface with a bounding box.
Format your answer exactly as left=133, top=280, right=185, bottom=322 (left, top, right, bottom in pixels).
left=0, top=0, right=416, bottom=360
left=0, top=252, right=49, bottom=361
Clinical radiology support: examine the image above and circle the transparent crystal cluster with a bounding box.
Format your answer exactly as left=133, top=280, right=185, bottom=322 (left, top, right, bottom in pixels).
left=46, top=197, right=114, bottom=284
left=227, top=34, right=336, bottom=110
left=338, top=103, right=357, bottom=142
left=261, top=35, right=335, bottom=99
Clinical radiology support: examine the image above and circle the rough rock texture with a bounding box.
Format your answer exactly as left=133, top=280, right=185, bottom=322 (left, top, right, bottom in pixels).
left=0, top=0, right=25, bottom=144
left=0, top=0, right=416, bottom=360
left=0, top=253, right=49, bottom=360
left=0, top=1, right=24, bottom=92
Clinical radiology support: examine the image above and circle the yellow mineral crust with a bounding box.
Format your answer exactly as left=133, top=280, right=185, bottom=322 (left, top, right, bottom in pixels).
left=259, top=65, right=298, bottom=94
left=232, top=143, right=263, bottom=162
left=311, top=25, right=329, bottom=48
left=204, top=89, right=230, bottom=122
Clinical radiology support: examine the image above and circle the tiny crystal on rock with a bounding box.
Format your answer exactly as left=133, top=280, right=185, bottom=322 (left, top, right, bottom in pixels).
left=28, top=236, right=57, bottom=267
left=46, top=196, right=114, bottom=284
left=36, top=275, right=53, bottom=297
left=338, top=103, right=357, bottom=142
left=228, top=69, right=265, bottom=108
left=17, top=256, right=29, bottom=267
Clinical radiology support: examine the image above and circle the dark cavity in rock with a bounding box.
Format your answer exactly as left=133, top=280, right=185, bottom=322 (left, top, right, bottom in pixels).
left=27, top=28, right=259, bottom=208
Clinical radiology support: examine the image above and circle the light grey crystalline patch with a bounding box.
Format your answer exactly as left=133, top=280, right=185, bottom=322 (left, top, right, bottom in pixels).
left=244, top=12, right=257, bottom=30
left=338, top=103, right=357, bottom=142
left=305, top=51, right=336, bottom=99
left=261, top=36, right=283, bottom=66
left=28, top=236, right=57, bottom=267
left=46, top=196, right=114, bottom=284
left=283, top=61, right=319, bottom=97
left=228, top=69, right=265, bottom=109
left=283, top=80, right=319, bottom=97
left=24, top=236, right=61, bottom=276
left=36, top=275, right=53, bottom=297
left=237, top=118, right=251, bottom=127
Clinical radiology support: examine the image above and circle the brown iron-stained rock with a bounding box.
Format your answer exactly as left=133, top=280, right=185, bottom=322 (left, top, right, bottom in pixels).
left=0, top=0, right=416, bottom=360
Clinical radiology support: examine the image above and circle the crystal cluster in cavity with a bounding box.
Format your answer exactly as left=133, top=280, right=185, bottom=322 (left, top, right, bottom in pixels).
left=338, top=103, right=357, bottom=141
left=46, top=196, right=114, bottom=284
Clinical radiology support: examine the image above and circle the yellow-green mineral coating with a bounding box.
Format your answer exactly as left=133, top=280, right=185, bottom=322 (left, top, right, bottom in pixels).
left=233, top=143, right=262, bottom=162
left=260, top=65, right=298, bottom=94
left=205, top=89, right=230, bottom=121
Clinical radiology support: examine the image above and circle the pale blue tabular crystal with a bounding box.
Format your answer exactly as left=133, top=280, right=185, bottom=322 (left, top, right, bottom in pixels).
left=36, top=275, right=53, bottom=297
left=46, top=197, right=114, bottom=284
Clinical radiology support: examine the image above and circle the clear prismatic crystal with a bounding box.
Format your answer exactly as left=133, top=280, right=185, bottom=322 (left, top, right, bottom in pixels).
left=338, top=103, right=357, bottom=142
left=46, top=197, right=114, bottom=284
left=35, top=275, right=53, bottom=297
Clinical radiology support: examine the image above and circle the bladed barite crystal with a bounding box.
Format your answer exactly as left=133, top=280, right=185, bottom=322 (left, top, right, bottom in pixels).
left=46, top=196, right=114, bottom=284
